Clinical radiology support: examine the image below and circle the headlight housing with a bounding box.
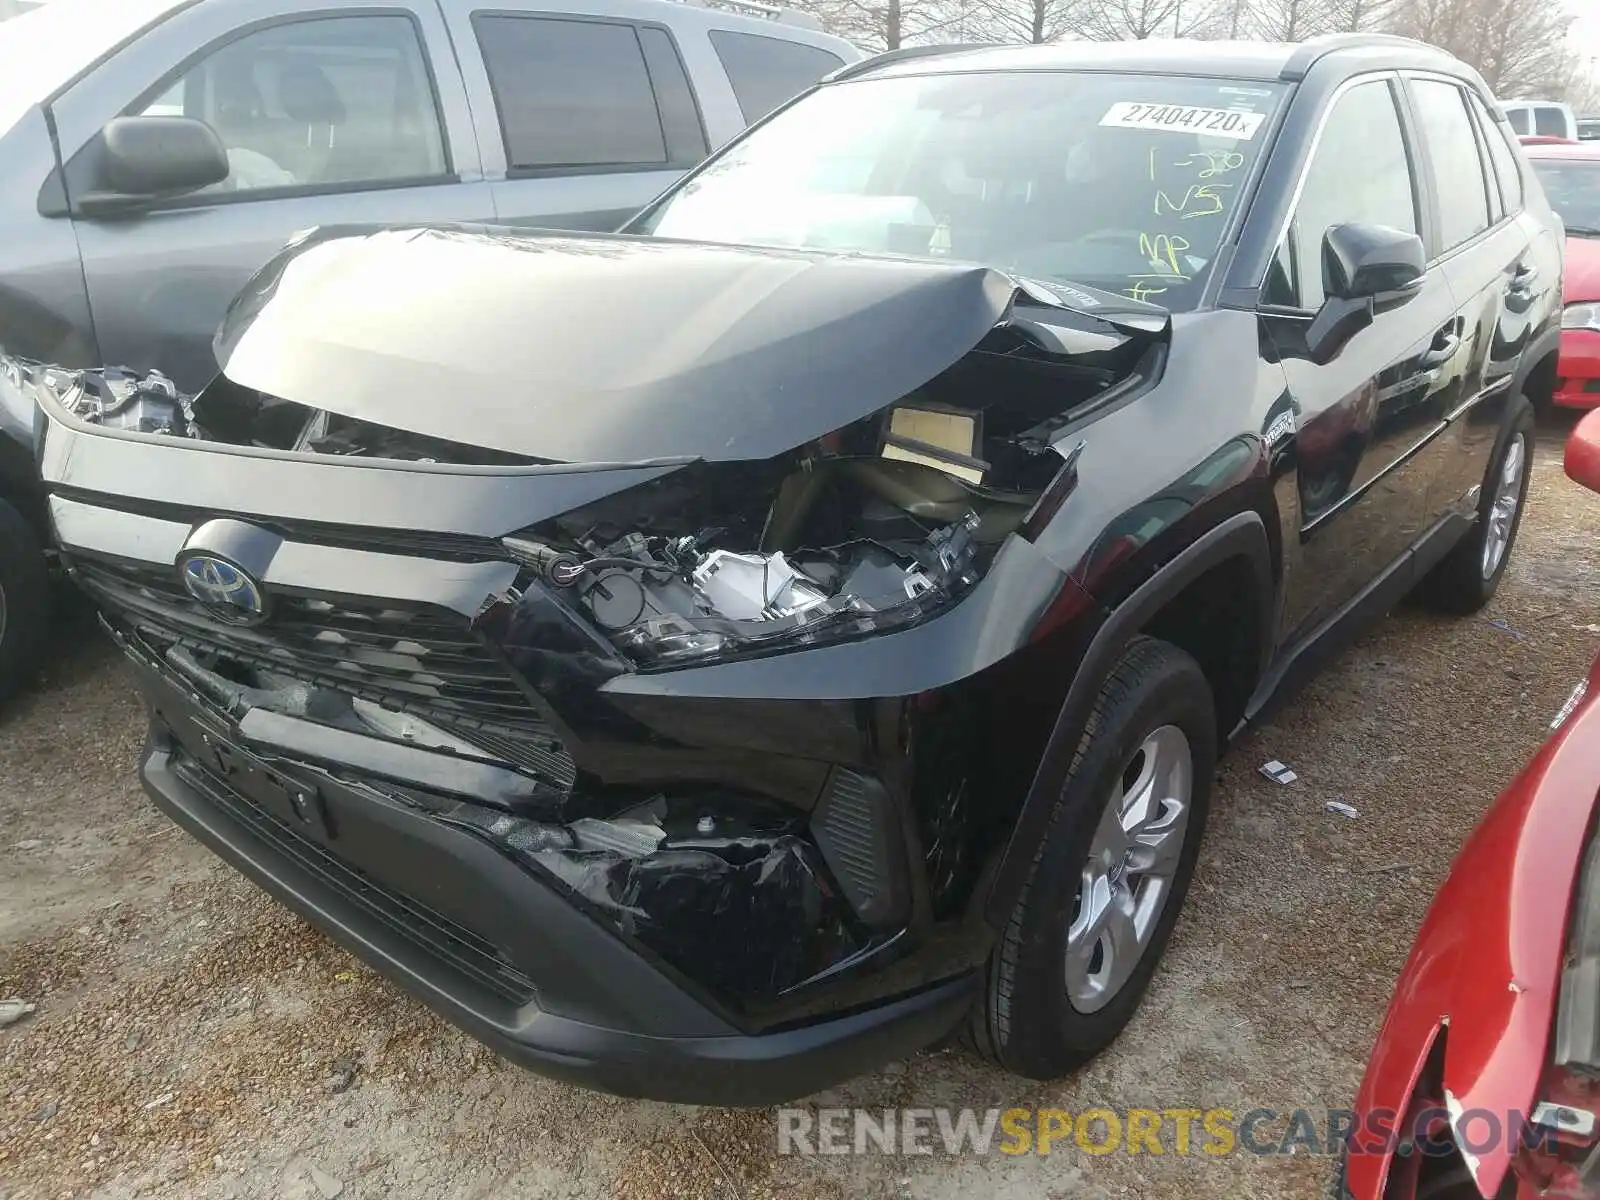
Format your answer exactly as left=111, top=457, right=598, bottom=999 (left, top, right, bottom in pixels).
left=1564, top=303, right=1600, bottom=333
left=502, top=455, right=1029, bottom=670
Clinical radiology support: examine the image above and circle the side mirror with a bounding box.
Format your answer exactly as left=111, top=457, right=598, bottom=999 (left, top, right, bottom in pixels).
left=1323, top=221, right=1426, bottom=302
left=77, top=116, right=229, bottom=217
left=1306, top=222, right=1427, bottom=365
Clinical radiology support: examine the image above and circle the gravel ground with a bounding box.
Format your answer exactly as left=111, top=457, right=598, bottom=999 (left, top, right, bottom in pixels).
left=3, top=414, right=1599, bottom=1200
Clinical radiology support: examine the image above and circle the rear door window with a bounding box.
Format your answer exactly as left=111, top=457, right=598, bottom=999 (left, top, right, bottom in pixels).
left=1468, top=92, right=1522, bottom=212
left=708, top=30, right=843, bottom=123
left=473, top=15, right=705, bottom=171
left=1409, top=79, right=1492, bottom=253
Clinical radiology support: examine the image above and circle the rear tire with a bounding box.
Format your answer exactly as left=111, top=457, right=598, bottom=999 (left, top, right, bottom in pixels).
left=0, top=495, right=48, bottom=707
left=969, top=636, right=1216, bottom=1078
left=1416, top=394, right=1534, bottom=615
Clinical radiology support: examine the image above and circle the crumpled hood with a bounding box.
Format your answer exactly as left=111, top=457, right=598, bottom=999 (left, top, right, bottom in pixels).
left=215, top=226, right=1041, bottom=464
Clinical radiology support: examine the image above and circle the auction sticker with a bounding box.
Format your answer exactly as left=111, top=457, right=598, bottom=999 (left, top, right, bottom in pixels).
left=1099, top=102, right=1265, bottom=140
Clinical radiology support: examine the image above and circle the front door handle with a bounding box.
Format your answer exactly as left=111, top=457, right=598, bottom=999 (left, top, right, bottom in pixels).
left=1419, top=329, right=1462, bottom=370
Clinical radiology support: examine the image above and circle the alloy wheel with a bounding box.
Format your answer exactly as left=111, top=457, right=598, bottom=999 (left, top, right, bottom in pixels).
left=1481, top=432, right=1526, bottom=580
left=1066, top=724, right=1193, bottom=1013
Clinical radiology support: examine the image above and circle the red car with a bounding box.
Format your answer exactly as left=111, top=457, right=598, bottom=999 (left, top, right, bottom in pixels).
left=1525, top=142, right=1600, bottom=409
left=1341, top=409, right=1600, bottom=1200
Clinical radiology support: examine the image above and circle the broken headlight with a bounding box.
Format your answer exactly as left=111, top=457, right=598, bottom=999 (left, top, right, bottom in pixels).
left=55, top=366, right=203, bottom=437
left=507, top=504, right=985, bottom=668
left=502, top=457, right=998, bottom=668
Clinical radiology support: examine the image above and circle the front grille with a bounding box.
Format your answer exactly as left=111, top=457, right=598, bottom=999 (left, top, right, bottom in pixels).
left=76, top=555, right=576, bottom=790
left=172, top=746, right=539, bottom=1006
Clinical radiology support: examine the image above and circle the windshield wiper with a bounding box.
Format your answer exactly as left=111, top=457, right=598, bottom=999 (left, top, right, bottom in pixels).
left=1566, top=225, right=1600, bottom=238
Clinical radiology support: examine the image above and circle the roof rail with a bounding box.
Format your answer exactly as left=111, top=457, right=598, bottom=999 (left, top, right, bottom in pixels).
left=676, top=0, right=823, bottom=29
left=824, top=42, right=991, bottom=83
left=1280, top=32, right=1444, bottom=80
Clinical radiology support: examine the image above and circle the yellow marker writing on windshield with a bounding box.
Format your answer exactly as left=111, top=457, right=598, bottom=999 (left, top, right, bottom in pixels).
left=1155, top=184, right=1231, bottom=219
left=1178, top=150, right=1246, bottom=178
left=1139, top=232, right=1191, bottom=275
left=1125, top=282, right=1169, bottom=303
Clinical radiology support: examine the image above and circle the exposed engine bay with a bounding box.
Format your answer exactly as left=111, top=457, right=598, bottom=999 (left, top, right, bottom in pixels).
left=42, top=294, right=1153, bottom=670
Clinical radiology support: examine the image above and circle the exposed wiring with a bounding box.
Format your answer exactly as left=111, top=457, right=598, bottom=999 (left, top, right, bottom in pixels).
left=572, top=555, right=680, bottom=578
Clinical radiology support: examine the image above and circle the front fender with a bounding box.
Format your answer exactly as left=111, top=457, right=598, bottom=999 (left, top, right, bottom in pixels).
left=981, top=507, right=1275, bottom=927
left=0, top=361, right=44, bottom=532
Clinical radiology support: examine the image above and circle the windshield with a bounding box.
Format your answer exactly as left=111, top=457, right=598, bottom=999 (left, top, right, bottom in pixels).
left=1531, top=158, right=1600, bottom=235
left=633, top=70, right=1287, bottom=310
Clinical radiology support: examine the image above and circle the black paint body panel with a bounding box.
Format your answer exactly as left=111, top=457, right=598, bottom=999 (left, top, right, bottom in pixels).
left=34, top=39, right=1566, bottom=1102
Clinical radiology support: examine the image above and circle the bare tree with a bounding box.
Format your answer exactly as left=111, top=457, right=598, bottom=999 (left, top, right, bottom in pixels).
left=1065, top=0, right=1222, bottom=39
left=804, top=0, right=989, bottom=49
left=1471, top=0, right=1580, bottom=96
left=941, top=0, right=1016, bottom=40
left=978, top=0, right=1075, bottom=43
left=1382, top=0, right=1461, bottom=45
left=1247, top=0, right=1331, bottom=40
left=1567, top=64, right=1600, bottom=113
left=1385, top=0, right=1578, bottom=96
left=1333, top=0, right=1391, bottom=32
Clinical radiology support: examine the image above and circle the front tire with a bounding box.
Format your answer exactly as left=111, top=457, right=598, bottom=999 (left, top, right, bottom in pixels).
left=969, top=636, right=1216, bottom=1078
left=1416, top=394, right=1534, bottom=615
left=0, top=495, right=48, bottom=707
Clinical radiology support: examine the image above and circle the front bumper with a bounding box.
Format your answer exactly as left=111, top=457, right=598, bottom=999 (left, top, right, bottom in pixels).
left=1556, top=330, right=1600, bottom=409
left=128, top=640, right=976, bottom=1105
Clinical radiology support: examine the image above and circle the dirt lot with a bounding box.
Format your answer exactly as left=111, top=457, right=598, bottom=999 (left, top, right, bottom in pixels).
left=3, top=417, right=1599, bottom=1200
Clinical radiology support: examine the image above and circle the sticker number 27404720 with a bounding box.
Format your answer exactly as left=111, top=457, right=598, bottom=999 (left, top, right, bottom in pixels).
left=1099, top=102, right=1266, bottom=140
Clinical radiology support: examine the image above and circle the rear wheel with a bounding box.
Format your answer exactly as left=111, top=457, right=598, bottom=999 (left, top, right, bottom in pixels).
left=1416, top=394, right=1534, bottom=615
left=0, top=495, right=48, bottom=706
left=969, top=636, right=1216, bottom=1078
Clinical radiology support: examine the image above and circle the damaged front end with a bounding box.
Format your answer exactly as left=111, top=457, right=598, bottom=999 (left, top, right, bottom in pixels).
left=41, top=226, right=1162, bottom=1036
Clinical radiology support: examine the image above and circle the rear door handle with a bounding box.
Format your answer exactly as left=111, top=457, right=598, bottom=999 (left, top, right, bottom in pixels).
left=1508, top=262, right=1539, bottom=294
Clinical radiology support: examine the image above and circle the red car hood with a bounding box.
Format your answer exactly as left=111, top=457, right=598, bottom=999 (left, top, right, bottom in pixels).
left=1565, top=235, right=1600, bottom=303
left=1348, top=650, right=1600, bottom=1199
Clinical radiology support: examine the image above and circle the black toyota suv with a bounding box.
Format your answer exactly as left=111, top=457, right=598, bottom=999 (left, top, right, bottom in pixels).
left=27, top=33, right=1563, bottom=1103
